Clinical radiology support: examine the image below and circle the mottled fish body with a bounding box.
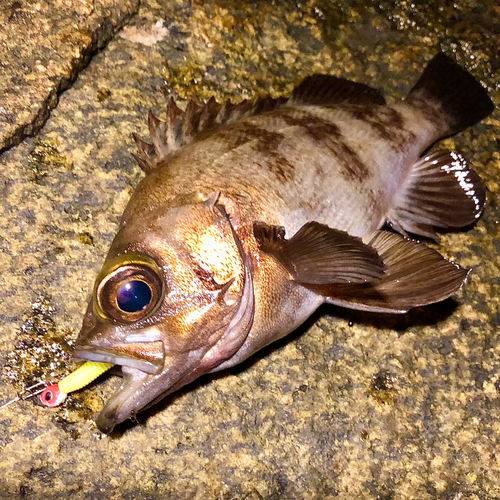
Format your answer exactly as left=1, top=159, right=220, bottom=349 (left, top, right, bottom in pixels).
left=73, top=54, right=493, bottom=433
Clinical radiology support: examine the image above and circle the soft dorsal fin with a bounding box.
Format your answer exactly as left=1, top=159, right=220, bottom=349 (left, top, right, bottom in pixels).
left=253, top=221, right=385, bottom=284
left=288, top=74, right=386, bottom=107
left=133, top=74, right=385, bottom=172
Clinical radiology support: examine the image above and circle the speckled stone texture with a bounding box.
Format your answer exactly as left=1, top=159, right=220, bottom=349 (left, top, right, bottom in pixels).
left=0, top=0, right=139, bottom=153
left=0, top=1, right=499, bottom=499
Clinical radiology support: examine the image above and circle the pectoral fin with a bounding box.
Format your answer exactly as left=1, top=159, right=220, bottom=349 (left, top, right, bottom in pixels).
left=322, top=230, right=468, bottom=313
left=253, top=221, right=385, bottom=284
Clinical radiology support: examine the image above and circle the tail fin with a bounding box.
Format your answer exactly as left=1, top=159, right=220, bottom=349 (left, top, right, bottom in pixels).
left=407, top=53, right=493, bottom=136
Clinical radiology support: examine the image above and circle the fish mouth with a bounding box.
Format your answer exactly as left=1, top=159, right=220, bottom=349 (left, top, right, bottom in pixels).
left=88, top=355, right=195, bottom=434
left=73, top=343, right=194, bottom=433
left=73, top=341, right=165, bottom=375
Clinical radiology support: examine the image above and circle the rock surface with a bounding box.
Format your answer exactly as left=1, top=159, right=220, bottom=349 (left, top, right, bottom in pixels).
left=0, top=0, right=499, bottom=499
left=0, top=0, right=139, bottom=152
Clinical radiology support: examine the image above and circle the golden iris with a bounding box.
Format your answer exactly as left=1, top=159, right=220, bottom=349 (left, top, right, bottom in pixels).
left=94, top=253, right=164, bottom=322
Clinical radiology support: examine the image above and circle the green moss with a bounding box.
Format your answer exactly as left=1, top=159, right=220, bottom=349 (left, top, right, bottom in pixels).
left=2, top=293, right=109, bottom=420
left=161, top=0, right=333, bottom=103
left=27, top=140, right=73, bottom=183
left=369, top=369, right=398, bottom=405
left=78, top=232, right=95, bottom=246
left=97, top=87, right=112, bottom=102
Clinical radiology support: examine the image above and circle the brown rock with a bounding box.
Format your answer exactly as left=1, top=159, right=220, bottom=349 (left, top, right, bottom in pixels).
left=0, top=0, right=139, bottom=153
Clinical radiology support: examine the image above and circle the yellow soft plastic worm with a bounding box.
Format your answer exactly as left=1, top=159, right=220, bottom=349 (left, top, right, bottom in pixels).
left=39, top=361, right=113, bottom=407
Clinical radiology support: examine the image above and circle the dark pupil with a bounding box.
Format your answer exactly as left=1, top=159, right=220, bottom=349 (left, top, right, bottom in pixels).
left=116, top=280, right=152, bottom=313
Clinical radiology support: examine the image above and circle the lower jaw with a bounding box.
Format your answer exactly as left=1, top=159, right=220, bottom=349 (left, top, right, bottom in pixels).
left=95, top=365, right=151, bottom=434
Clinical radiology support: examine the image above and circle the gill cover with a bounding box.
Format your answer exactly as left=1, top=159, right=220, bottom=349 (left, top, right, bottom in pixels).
left=202, top=202, right=255, bottom=369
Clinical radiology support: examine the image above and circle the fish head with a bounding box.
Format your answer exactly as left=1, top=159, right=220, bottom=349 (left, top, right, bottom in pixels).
left=73, top=196, right=255, bottom=432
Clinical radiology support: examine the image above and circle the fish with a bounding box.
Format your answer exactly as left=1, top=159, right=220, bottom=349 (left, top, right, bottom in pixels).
left=72, top=53, right=494, bottom=433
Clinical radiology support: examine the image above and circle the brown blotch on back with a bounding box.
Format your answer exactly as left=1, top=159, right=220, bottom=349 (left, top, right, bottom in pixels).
left=348, top=106, right=415, bottom=147
left=280, top=111, right=370, bottom=182
left=280, top=113, right=342, bottom=141
left=224, top=122, right=296, bottom=183
left=335, top=142, right=371, bottom=182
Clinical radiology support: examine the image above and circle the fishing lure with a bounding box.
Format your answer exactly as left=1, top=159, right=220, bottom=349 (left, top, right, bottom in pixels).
left=39, top=361, right=113, bottom=407
left=0, top=361, right=113, bottom=410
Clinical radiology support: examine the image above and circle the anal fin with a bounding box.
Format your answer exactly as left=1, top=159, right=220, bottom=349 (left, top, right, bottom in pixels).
left=388, top=150, right=486, bottom=240
left=322, top=231, right=468, bottom=313
left=253, top=221, right=385, bottom=284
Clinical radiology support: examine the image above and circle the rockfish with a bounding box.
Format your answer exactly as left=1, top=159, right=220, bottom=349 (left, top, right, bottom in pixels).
left=73, top=54, right=493, bottom=433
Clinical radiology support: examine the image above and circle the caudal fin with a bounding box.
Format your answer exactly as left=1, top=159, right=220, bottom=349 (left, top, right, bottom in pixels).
left=407, top=53, right=493, bottom=137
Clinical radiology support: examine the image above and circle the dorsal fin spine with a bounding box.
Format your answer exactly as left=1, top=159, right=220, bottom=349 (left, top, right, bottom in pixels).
left=148, top=111, right=169, bottom=158
left=133, top=73, right=385, bottom=172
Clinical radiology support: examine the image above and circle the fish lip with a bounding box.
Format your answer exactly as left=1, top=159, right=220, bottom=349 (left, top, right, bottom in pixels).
left=96, top=408, right=118, bottom=434
left=73, top=346, right=162, bottom=375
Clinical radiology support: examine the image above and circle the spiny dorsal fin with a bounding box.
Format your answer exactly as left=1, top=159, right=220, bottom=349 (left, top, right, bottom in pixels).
left=253, top=221, right=385, bottom=284
left=132, top=132, right=156, bottom=174
left=133, top=95, right=286, bottom=172
left=133, top=74, right=385, bottom=172
left=148, top=110, right=169, bottom=159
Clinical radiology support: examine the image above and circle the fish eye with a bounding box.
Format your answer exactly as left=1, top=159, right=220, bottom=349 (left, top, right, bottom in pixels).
left=116, top=280, right=152, bottom=313
left=95, top=254, right=164, bottom=323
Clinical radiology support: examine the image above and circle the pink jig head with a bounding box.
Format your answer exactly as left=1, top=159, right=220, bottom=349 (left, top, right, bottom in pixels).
left=39, top=383, right=67, bottom=407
